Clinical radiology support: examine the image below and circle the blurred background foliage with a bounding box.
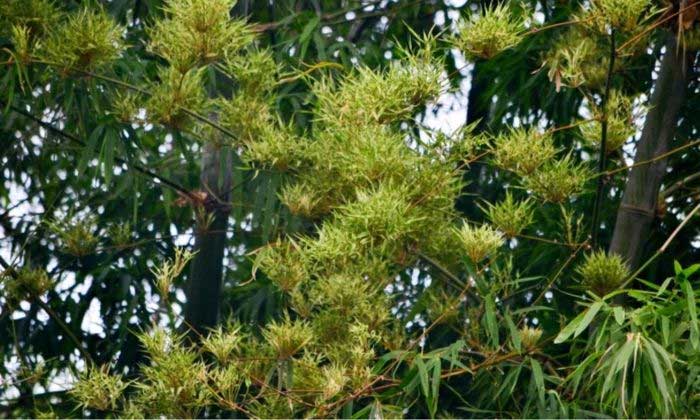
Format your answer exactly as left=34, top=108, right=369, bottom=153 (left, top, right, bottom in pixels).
left=1, top=0, right=700, bottom=417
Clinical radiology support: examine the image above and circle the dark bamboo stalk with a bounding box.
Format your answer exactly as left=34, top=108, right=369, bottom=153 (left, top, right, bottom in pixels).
left=609, top=34, right=691, bottom=269
left=184, top=142, right=232, bottom=335
left=590, top=30, right=616, bottom=249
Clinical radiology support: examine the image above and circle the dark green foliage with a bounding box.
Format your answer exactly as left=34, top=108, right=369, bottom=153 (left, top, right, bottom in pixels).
left=2, top=0, right=700, bottom=418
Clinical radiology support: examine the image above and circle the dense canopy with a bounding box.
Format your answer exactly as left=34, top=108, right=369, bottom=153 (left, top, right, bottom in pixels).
left=2, top=0, right=700, bottom=418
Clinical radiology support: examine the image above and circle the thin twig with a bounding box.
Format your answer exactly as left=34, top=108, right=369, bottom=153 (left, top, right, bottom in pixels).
left=600, top=138, right=700, bottom=179
left=660, top=202, right=700, bottom=252
left=660, top=171, right=700, bottom=199
left=529, top=240, right=589, bottom=310
left=591, top=30, right=616, bottom=249
left=545, top=119, right=593, bottom=134
left=527, top=18, right=590, bottom=35
left=616, top=4, right=697, bottom=53
left=620, top=200, right=700, bottom=289
left=6, top=103, right=195, bottom=200
left=26, top=59, right=241, bottom=143
left=516, top=233, right=582, bottom=248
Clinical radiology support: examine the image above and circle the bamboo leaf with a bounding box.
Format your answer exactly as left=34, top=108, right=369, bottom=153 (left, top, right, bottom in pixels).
left=342, top=401, right=354, bottom=419
left=505, top=311, right=521, bottom=352
left=566, top=352, right=599, bottom=395
left=484, top=294, right=499, bottom=347
left=414, top=357, right=430, bottom=401
left=642, top=363, right=665, bottom=417
left=656, top=277, right=673, bottom=296
left=101, top=127, right=118, bottom=185
left=429, top=357, right=441, bottom=417
left=78, top=125, right=103, bottom=177
left=684, top=263, right=700, bottom=278
left=661, top=316, right=670, bottom=346
left=613, top=306, right=625, bottom=325
left=438, top=340, right=468, bottom=371
left=574, top=300, right=603, bottom=338
left=554, top=310, right=587, bottom=344
left=643, top=340, right=672, bottom=414
left=681, top=280, right=699, bottom=349
left=512, top=306, right=555, bottom=315
left=530, top=357, right=545, bottom=406
left=602, top=340, right=634, bottom=396
left=373, top=350, right=408, bottom=374
left=674, top=260, right=683, bottom=276
left=496, top=365, right=522, bottom=400
left=299, top=16, right=320, bottom=60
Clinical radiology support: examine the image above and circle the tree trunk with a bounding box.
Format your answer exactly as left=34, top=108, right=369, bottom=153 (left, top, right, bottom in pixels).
left=608, top=35, right=691, bottom=269
left=184, top=142, right=232, bottom=334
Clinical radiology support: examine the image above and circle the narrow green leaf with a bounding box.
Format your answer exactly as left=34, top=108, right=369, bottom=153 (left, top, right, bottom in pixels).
left=341, top=401, right=353, bottom=419
left=439, top=340, right=468, bottom=371
left=613, top=306, right=625, bottom=325
left=574, top=301, right=603, bottom=338
left=414, top=357, right=430, bottom=400
left=602, top=341, right=634, bottom=396
left=530, top=357, right=545, bottom=406
left=495, top=365, right=522, bottom=400
left=372, top=350, right=407, bottom=374
left=429, top=357, right=441, bottom=417
left=643, top=341, right=671, bottom=412
left=681, top=280, right=699, bottom=349
left=684, top=263, right=700, bottom=278
left=78, top=125, right=103, bottom=177
left=299, top=16, right=320, bottom=60
left=352, top=404, right=372, bottom=419
left=504, top=312, right=521, bottom=352
left=628, top=290, right=654, bottom=302
left=554, top=310, right=587, bottom=344
left=661, top=316, right=670, bottom=346
left=566, top=352, right=599, bottom=394
left=674, top=260, right=683, bottom=276
left=632, top=354, right=641, bottom=410
left=299, top=16, right=319, bottom=43
left=101, top=127, right=118, bottom=185
left=313, top=31, right=327, bottom=61
left=401, top=370, right=419, bottom=395
left=512, top=306, right=555, bottom=315
left=656, top=277, right=673, bottom=297
left=646, top=337, right=675, bottom=374
left=642, top=362, right=666, bottom=417
left=593, top=313, right=611, bottom=351
left=484, top=294, right=499, bottom=347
